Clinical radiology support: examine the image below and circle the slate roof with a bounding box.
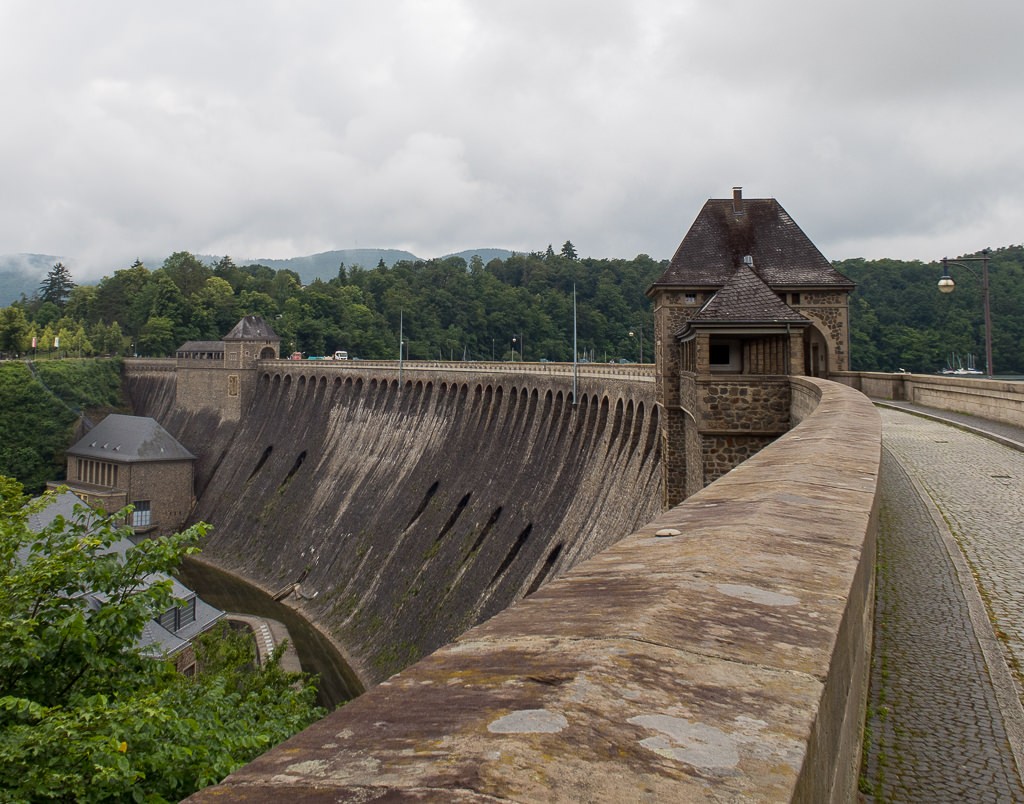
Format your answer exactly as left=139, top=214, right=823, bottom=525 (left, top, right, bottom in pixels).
left=26, top=488, right=84, bottom=534
left=24, top=491, right=225, bottom=658
left=177, top=340, right=225, bottom=353
left=223, top=315, right=280, bottom=341
left=688, top=265, right=810, bottom=327
left=651, top=194, right=854, bottom=290
left=67, top=414, right=196, bottom=463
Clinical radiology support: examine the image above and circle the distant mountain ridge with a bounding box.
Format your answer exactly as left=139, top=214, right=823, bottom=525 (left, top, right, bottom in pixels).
left=244, top=247, right=515, bottom=284
left=0, top=247, right=517, bottom=305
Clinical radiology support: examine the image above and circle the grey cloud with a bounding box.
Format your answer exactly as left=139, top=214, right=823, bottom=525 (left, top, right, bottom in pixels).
left=1, top=0, right=1022, bottom=280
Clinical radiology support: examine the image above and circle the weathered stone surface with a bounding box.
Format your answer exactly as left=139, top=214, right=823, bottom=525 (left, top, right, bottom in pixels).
left=124, top=363, right=664, bottom=686
left=185, top=377, right=881, bottom=803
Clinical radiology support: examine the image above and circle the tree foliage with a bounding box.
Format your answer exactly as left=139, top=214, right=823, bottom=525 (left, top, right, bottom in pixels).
left=5, top=244, right=1024, bottom=372
left=838, top=245, right=1024, bottom=374
left=0, top=482, right=324, bottom=802
left=0, top=360, right=125, bottom=493
left=0, top=250, right=663, bottom=363
left=38, top=263, right=75, bottom=310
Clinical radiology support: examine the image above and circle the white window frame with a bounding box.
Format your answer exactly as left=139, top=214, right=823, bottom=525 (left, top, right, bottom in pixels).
left=131, top=500, right=152, bottom=528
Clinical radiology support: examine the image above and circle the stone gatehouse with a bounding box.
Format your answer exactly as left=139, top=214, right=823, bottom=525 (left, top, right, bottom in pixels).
left=647, top=187, right=854, bottom=504
left=175, top=315, right=281, bottom=420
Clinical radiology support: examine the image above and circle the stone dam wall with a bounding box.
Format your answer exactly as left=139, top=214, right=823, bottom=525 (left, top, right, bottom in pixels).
left=182, top=374, right=880, bottom=803
left=124, top=360, right=664, bottom=685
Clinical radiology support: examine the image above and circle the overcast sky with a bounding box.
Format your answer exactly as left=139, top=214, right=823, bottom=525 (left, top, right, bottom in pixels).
left=2, top=1, right=1022, bottom=280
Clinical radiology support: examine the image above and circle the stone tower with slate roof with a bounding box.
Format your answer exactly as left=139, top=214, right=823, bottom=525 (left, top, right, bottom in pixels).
left=175, top=315, right=280, bottom=420
left=646, top=188, right=854, bottom=504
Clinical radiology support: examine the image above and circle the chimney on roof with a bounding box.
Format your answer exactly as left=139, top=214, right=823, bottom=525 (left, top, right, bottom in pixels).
left=732, top=186, right=744, bottom=215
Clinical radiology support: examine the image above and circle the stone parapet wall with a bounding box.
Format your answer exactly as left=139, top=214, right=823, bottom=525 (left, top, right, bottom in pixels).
left=123, top=357, right=176, bottom=373
left=260, top=358, right=655, bottom=385
left=188, top=378, right=881, bottom=803
left=698, top=376, right=791, bottom=432
left=836, top=371, right=1024, bottom=428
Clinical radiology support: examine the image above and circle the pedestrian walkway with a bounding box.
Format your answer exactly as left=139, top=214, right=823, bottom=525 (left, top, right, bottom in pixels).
left=861, top=401, right=1024, bottom=801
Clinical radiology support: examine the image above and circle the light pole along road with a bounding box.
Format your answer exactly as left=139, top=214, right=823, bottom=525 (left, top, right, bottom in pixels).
left=938, top=248, right=993, bottom=377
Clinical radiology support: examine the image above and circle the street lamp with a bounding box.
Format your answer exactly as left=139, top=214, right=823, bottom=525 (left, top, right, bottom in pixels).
left=512, top=334, right=523, bottom=362
left=628, top=328, right=643, bottom=363
left=937, top=249, right=992, bottom=377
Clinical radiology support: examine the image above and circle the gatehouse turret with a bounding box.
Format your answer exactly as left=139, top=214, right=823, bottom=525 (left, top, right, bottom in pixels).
left=175, top=315, right=280, bottom=420
left=647, top=188, right=854, bottom=504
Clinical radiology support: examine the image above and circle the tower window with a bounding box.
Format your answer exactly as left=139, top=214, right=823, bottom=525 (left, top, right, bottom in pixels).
left=709, top=338, right=741, bottom=372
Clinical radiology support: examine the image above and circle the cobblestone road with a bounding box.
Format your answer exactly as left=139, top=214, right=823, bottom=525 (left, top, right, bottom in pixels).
left=861, top=406, right=1024, bottom=802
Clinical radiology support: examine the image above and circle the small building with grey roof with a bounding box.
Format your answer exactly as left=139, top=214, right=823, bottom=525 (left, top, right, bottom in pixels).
left=175, top=315, right=281, bottom=420
left=54, top=413, right=196, bottom=534
left=27, top=490, right=224, bottom=675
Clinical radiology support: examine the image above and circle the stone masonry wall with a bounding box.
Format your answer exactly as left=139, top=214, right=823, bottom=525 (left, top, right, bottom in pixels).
left=702, top=433, right=778, bottom=485
left=698, top=377, right=791, bottom=432
left=126, top=460, right=195, bottom=534
left=125, top=361, right=663, bottom=686
left=796, top=291, right=850, bottom=372
left=695, top=378, right=790, bottom=485
left=188, top=377, right=881, bottom=804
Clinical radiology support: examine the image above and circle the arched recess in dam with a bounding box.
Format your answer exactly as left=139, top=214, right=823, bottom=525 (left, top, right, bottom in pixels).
left=126, top=365, right=663, bottom=685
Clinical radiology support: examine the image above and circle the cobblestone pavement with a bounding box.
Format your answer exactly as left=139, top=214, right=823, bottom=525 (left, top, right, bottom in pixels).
left=861, top=404, right=1024, bottom=802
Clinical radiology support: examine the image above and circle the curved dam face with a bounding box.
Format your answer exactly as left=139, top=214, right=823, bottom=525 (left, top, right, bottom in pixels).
left=126, top=363, right=663, bottom=685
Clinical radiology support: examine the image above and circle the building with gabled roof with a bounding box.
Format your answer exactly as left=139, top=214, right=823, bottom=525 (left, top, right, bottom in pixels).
left=175, top=315, right=281, bottom=420
left=54, top=413, right=196, bottom=534
left=647, top=188, right=854, bottom=504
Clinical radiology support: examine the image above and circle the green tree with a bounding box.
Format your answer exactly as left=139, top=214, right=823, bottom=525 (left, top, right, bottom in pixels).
left=93, top=261, right=153, bottom=339
left=138, top=316, right=178, bottom=356
left=162, top=252, right=212, bottom=299
left=0, top=482, right=324, bottom=802
left=38, top=262, right=76, bottom=310
left=0, top=307, right=31, bottom=356
left=560, top=241, right=578, bottom=260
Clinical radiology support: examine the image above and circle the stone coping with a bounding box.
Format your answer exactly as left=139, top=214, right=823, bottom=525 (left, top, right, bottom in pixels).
left=836, top=371, right=1024, bottom=431
left=186, top=378, right=881, bottom=803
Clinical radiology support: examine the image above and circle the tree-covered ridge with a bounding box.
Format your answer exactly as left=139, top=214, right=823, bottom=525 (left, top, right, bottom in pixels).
left=2, top=243, right=1022, bottom=375
left=0, top=248, right=662, bottom=364
left=0, top=359, right=125, bottom=493
left=838, top=245, right=1024, bottom=374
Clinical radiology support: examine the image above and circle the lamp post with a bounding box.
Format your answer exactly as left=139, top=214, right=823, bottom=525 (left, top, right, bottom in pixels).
left=512, top=334, right=523, bottom=362
left=628, top=327, right=643, bottom=363
left=938, top=249, right=992, bottom=377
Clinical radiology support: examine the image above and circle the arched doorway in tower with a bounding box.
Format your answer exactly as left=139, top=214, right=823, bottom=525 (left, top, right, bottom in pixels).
left=259, top=346, right=277, bottom=360
left=803, top=325, right=830, bottom=377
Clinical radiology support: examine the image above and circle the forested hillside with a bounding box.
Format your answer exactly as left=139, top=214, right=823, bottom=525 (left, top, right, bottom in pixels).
left=0, top=247, right=661, bottom=364
left=1, top=243, right=1021, bottom=379
left=0, top=359, right=125, bottom=492
left=839, top=245, right=1024, bottom=374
